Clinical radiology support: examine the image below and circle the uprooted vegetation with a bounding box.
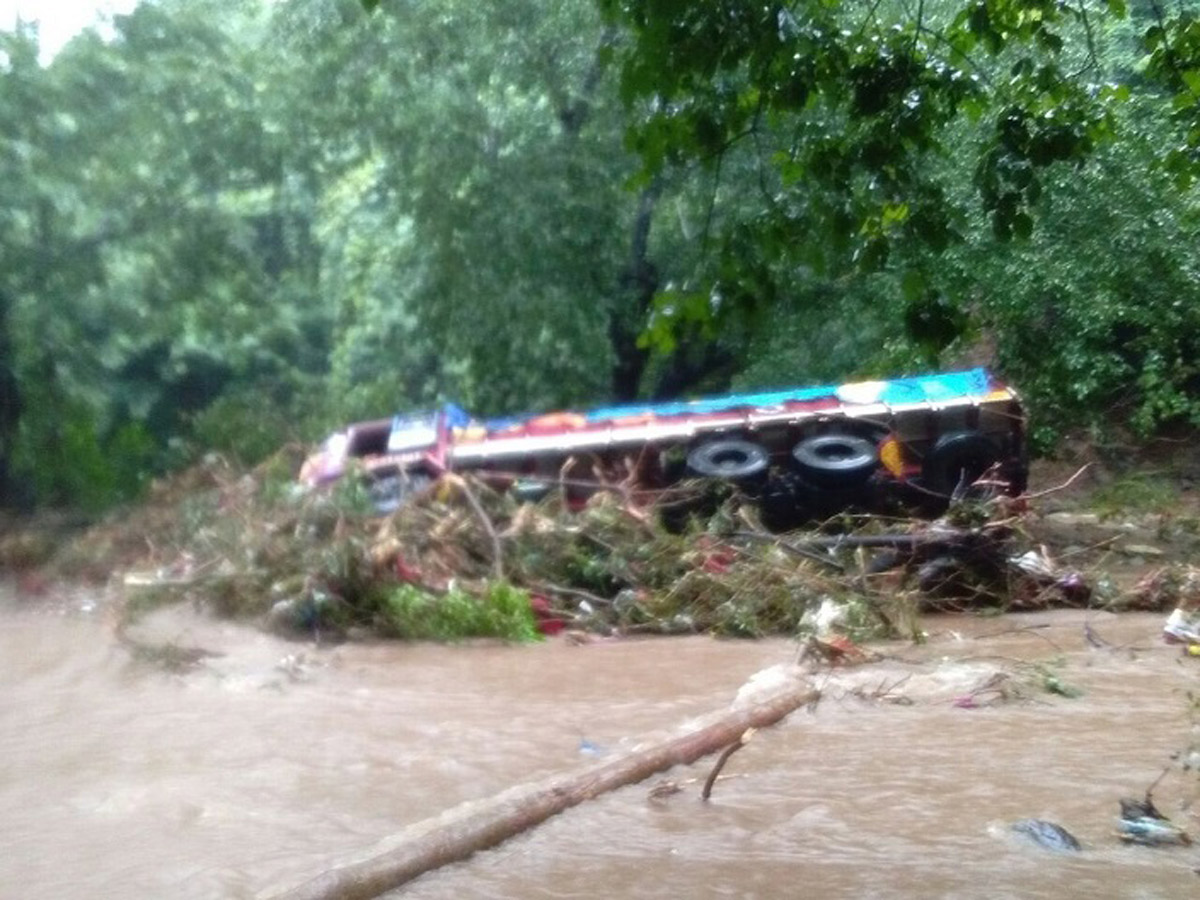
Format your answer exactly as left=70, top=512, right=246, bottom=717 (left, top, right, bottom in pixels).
left=9, top=449, right=1180, bottom=645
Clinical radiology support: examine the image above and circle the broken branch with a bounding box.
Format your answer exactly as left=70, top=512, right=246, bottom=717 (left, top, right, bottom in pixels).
left=451, top=475, right=504, bottom=581
left=701, top=727, right=756, bottom=801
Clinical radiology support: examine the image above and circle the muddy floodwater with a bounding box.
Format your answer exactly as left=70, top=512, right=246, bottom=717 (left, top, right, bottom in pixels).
left=1, top=587, right=1197, bottom=899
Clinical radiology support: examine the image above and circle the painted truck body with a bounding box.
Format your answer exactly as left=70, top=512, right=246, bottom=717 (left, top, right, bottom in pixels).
left=299, top=368, right=1027, bottom=516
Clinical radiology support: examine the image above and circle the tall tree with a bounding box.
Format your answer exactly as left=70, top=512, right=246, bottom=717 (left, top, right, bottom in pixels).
left=284, top=0, right=664, bottom=415
left=0, top=0, right=328, bottom=505
left=592, top=0, right=1200, bottom=438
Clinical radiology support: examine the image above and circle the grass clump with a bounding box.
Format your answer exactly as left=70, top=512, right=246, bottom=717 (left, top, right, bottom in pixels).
left=378, top=582, right=541, bottom=642
left=1090, top=473, right=1176, bottom=518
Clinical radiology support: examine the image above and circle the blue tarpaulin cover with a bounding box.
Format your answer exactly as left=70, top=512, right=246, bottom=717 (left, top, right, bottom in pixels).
left=582, top=368, right=993, bottom=423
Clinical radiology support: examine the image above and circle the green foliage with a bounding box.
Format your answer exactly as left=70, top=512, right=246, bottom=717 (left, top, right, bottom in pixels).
left=11, top=393, right=155, bottom=511
left=732, top=276, right=920, bottom=388
left=1032, top=659, right=1083, bottom=698
left=18, top=405, right=117, bottom=512
left=300, top=0, right=639, bottom=416
left=1142, top=4, right=1200, bottom=187
left=594, top=0, right=1200, bottom=444
left=947, top=126, right=1200, bottom=440
left=598, top=0, right=1122, bottom=325
left=188, top=381, right=315, bottom=467
left=1089, top=473, right=1177, bottom=518
left=4, top=0, right=1200, bottom=515
left=378, top=581, right=542, bottom=642
left=0, top=1, right=331, bottom=507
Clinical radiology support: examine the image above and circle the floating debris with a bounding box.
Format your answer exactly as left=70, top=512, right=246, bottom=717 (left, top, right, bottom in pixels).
left=1011, top=819, right=1082, bottom=852
left=1131, top=565, right=1200, bottom=613
left=1163, top=607, right=1200, bottom=646
left=647, top=780, right=684, bottom=802
left=1117, top=797, right=1192, bottom=847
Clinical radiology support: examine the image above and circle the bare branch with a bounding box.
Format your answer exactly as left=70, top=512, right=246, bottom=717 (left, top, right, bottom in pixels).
left=1021, top=464, right=1091, bottom=501
left=701, top=727, right=756, bottom=801
left=450, top=475, right=504, bottom=581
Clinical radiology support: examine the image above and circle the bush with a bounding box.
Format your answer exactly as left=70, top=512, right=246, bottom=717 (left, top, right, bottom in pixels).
left=189, top=389, right=308, bottom=467
left=12, top=401, right=156, bottom=512
left=378, top=581, right=542, bottom=642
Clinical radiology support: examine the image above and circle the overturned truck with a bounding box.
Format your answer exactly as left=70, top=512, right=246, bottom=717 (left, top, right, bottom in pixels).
left=299, top=368, right=1027, bottom=523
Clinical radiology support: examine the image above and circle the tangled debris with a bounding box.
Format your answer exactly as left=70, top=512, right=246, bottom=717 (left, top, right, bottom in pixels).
left=6, top=451, right=1137, bottom=644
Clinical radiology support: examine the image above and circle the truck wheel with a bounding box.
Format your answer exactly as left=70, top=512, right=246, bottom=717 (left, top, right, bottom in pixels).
left=922, top=431, right=999, bottom=499
left=686, top=439, right=769, bottom=481
left=791, top=434, right=878, bottom=488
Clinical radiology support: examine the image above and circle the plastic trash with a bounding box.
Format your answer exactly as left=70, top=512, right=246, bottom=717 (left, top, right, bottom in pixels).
left=1163, top=607, right=1200, bottom=645
left=1117, top=797, right=1192, bottom=846
left=578, top=738, right=605, bottom=756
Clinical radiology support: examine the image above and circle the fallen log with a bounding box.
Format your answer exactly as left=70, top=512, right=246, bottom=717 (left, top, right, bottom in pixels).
left=264, top=672, right=819, bottom=900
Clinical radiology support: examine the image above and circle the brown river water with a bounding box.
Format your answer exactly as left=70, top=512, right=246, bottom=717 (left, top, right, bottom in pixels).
left=1, top=585, right=1197, bottom=899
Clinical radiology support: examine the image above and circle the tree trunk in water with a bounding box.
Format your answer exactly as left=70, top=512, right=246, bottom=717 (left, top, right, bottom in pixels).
left=265, top=675, right=818, bottom=900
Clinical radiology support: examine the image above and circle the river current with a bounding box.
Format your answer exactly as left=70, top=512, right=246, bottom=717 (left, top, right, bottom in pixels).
left=1, top=586, right=1197, bottom=898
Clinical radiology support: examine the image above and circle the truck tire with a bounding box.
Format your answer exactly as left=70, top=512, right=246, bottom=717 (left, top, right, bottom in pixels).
left=922, top=431, right=1000, bottom=498
left=791, top=433, right=878, bottom=488
left=686, top=439, right=769, bottom=481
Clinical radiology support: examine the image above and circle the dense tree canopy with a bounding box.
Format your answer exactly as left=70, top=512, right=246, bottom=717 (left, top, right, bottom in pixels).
left=596, top=0, right=1200, bottom=441
left=0, top=0, right=1197, bottom=508
left=596, top=1, right=1145, bottom=310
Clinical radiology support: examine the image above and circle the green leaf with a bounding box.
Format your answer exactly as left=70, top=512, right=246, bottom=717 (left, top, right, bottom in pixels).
left=901, top=269, right=924, bottom=303
left=1011, top=211, right=1033, bottom=240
